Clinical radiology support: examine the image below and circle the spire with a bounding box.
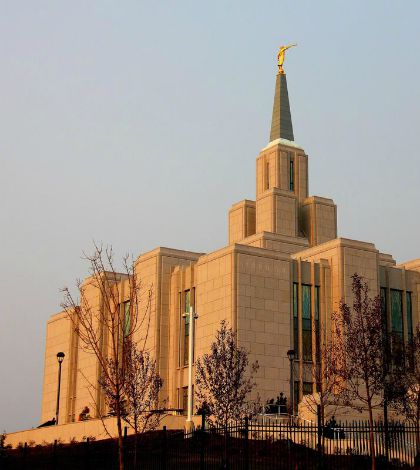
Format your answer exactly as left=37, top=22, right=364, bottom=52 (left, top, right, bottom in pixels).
left=269, top=44, right=296, bottom=143
left=269, top=72, right=294, bottom=142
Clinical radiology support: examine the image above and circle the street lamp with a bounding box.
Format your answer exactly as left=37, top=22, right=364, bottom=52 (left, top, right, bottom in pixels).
left=55, top=352, right=65, bottom=425
left=287, top=349, right=295, bottom=418
left=183, top=306, right=198, bottom=433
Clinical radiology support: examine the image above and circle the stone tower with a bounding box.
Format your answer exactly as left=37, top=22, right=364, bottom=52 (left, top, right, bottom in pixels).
left=229, top=69, right=337, bottom=249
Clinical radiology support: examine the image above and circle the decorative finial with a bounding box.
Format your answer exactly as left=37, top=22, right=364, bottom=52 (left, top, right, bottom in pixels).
left=277, top=43, right=297, bottom=74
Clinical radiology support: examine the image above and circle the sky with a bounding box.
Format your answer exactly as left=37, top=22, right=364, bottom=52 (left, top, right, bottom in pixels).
left=1, top=1, right=419, bottom=433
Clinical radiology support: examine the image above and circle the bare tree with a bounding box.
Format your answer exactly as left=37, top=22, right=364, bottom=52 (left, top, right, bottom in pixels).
left=301, top=340, right=343, bottom=428
left=195, top=320, right=259, bottom=467
left=390, top=325, right=420, bottom=455
left=329, top=273, right=385, bottom=470
left=61, top=243, right=152, bottom=470
left=121, top=339, right=164, bottom=468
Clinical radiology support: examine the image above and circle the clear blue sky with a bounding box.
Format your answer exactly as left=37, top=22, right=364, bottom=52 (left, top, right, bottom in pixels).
left=1, top=1, right=419, bottom=432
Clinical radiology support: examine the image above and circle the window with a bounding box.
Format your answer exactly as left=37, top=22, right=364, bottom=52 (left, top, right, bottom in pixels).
left=407, top=292, right=413, bottom=343
left=407, top=292, right=414, bottom=369
left=380, top=287, right=390, bottom=364
left=181, top=387, right=188, bottom=415
left=123, top=300, right=131, bottom=338
left=289, top=157, right=294, bottom=191
left=179, top=288, right=195, bottom=367
left=117, top=301, right=131, bottom=351
left=380, top=287, right=387, bottom=330
left=292, top=283, right=319, bottom=362
left=184, top=290, right=190, bottom=366
left=265, top=161, right=270, bottom=190
left=293, top=283, right=298, bottom=358
left=303, top=382, right=313, bottom=395
left=391, top=290, right=403, bottom=338
left=180, top=386, right=193, bottom=415
left=178, top=292, right=182, bottom=366
left=391, top=289, right=404, bottom=360
left=302, top=285, right=312, bottom=361
left=315, top=286, right=320, bottom=364
left=292, top=382, right=313, bottom=408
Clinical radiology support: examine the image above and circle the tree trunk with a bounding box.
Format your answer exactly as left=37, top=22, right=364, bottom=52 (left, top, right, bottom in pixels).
left=116, top=406, right=124, bottom=470
left=367, top=402, right=376, bottom=470
left=134, top=420, right=138, bottom=470
left=318, top=404, right=324, bottom=455
left=224, top=423, right=228, bottom=469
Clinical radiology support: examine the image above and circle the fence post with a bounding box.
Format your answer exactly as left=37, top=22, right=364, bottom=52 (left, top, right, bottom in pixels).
left=84, top=438, right=90, bottom=470
left=383, top=401, right=389, bottom=463
left=317, top=405, right=322, bottom=456
left=123, top=426, right=128, bottom=468
left=22, top=442, right=27, bottom=470
left=244, top=417, right=249, bottom=470
left=162, top=425, right=167, bottom=470
left=200, top=413, right=205, bottom=470
left=53, top=439, right=57, bottom=470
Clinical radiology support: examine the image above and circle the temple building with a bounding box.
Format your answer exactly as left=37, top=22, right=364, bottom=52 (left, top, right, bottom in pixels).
left=40, top=54, right=420, bottom=428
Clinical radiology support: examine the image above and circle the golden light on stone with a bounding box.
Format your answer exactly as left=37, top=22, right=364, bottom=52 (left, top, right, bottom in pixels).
left=7, top=44, right=417, bottom=450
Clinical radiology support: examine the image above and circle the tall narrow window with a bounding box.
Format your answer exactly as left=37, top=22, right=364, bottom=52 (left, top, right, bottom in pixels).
left=265, top=161, right=270, bottom=190
left=180, top=385, right=193, bottom=415
left=184, top=290, right=190, bottom=366
left=407, top=292, right=413, bottom=343
left=123, top=300, right=131, bottom=338
left=302, top=285, right=312, bottom=361
left=192, top=287, right=196, bottom=363
left=289, top=157, right=294, bottom=191
left=178, top=292, right=182, bottom=367
left=181, top=386, right=188, bottom=415
left=391, top=290, right=403, bottom=338
left=380, top=287, right=390, bottom=364
left=293, top=283, right=317, bottom=362
left=391, top=289, right=403, bottom=360
left=293, top=283, right=299, bottom=359
left=315, top=286, right=320, bottom=364
left=303, top=382, right=313, bottom=395
left=380, top=288, right=387, bottom=329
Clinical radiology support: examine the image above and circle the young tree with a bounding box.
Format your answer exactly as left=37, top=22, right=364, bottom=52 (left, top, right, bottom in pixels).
left=329, top=273, right=385, bottom=470
left=61, top=244, right=152, bottom=470
left=121, top=339, right=164, bottom=468
left=390, top=325, right=420, bottom=455
left=301, top=340, right=343, bottom=429
left=195, top=320, right=259, bottom=467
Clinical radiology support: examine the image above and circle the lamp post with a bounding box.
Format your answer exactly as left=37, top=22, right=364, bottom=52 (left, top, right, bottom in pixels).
left=287, top=349, right=295, bottom=418
left=55, top=352, right=65, bottom=425
left=183, top=306, right=198, bottom=433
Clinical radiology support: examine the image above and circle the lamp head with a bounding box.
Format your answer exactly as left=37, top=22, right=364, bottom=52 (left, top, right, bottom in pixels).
left=287, top=349, right=295, bottom=361
left=57, top=352, right=65, bottom=364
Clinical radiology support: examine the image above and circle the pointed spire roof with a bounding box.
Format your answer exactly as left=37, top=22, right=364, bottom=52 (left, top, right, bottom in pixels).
left=269, top=73, right=294, bottom=142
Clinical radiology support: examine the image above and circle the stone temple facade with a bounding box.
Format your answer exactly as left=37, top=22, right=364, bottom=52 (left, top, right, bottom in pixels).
left=40, top=63, right=420, bottom=427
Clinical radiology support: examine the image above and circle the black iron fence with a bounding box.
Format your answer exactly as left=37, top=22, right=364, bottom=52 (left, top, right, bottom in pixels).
left=1, top=419, right=419, bottom=469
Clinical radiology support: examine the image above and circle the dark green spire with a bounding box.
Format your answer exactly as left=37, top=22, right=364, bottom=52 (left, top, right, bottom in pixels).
left=269, top=73, right=294, bottom=142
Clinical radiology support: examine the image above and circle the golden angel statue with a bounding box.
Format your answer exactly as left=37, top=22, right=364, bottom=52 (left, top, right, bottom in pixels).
left=277, top=43, right=297, bottom=74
